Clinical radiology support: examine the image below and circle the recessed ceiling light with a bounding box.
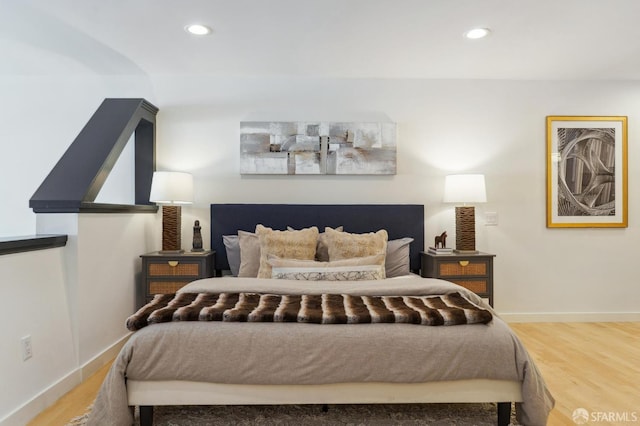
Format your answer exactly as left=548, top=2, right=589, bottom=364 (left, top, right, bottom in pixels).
left=185, top=24, right=212, bottom=36
left=464, top=28, right=491, bottom=39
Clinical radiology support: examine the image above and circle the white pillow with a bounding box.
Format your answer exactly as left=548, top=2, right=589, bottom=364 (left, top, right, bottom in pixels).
left=273, top=266, right=384, bottom=281
left=269, top=254, right=386, bottom=281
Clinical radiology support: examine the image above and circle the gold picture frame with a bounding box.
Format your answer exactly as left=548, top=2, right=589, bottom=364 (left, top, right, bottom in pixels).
left=546, top=116, right=627, bottom=228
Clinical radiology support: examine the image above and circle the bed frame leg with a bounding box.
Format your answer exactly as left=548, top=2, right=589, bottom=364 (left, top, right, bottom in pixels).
left=497, top=402, right=511, bottom=426
left=140, top=405, right=154, bottom=426
left=322, top=404, right=329, bottom=412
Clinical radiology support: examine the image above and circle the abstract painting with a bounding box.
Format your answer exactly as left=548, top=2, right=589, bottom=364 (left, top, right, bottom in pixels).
left=240, top=121, right=396, bottom=175
left=546, top=116, right=627, bottom=228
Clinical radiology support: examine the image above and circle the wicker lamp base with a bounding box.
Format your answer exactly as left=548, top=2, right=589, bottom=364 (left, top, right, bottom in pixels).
left=161, top=205, right=183, bottom=253
left=455, top=206, right=478, bottom=253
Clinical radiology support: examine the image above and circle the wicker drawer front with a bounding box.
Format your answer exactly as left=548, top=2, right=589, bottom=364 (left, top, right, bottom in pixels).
left=421, top=251, right=494, bottom=307
left=149, top=281, right=190, bottom=294
left=139, top=251, right=215, bottom=309
left=148, top=262, right=200, bottom=276
left=439, top=261, right=486, bottom=277
left=450, top=279, right=488, bottom=293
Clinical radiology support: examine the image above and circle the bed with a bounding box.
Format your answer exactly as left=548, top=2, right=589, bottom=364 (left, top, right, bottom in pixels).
left=87, top=204, right=554, bottom=426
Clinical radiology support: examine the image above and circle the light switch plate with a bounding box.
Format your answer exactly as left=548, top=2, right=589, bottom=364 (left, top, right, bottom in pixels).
left=485, top=211, right=498, bottom=226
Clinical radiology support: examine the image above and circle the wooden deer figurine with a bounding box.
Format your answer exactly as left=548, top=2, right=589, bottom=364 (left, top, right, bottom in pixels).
left=434, top=231, right=447, bottom=248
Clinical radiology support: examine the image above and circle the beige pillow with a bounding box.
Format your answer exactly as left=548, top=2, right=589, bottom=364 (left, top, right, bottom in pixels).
left=325, top=227, right=388, bottom=261
left=288, top=225, right=343, bottom=261
left=256, top=224, right=319, bottom=278
left=237, top=230, right=260, bottom=277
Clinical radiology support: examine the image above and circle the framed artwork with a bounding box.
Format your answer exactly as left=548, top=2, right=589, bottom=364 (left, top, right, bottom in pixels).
left=239, top=121, right=396, bottom=175
left=546, top=116, right=627, bottom=228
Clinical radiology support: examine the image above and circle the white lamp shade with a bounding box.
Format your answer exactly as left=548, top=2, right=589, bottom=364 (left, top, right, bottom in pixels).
left=443, top=174, right=487, bottom=203
left=149, top=171, right=194, bottom=205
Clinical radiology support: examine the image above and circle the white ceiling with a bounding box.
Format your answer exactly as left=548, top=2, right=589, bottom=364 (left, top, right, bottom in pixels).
left=3, top=0, right=640, bottom=79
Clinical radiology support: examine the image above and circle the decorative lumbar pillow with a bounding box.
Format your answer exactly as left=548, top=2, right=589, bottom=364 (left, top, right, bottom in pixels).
left=237, top=231, right=260, bottom=277
left=222, top=235, right=241, bottom=276
left=325, top=227, right=388, bottom=261
left=256, top=224, right=319, bottom=278
left=269, top=254, right=386, bottom=281
left=269, top=254, right=385, bottom=269
left=385, top=237, right=414, bottom=278
left=273, top=265, right=384, bottom=281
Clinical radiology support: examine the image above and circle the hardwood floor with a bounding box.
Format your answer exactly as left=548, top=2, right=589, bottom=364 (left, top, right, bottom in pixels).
left=27, top=322, right=640, bottom=425
left=510, top=322, right=640, bottom=425
left=27, top=362, right=112, bottom=426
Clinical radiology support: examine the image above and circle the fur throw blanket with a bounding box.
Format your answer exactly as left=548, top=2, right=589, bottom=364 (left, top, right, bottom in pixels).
left=127, top=292, right=492, bottom=331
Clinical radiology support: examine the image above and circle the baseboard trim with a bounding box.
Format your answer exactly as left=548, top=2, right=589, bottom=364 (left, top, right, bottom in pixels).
left=0, top=334, right=129, bottom=426
left=501, top=312, right=640, bottom=323
left=0, top=370, right=81, bottom=426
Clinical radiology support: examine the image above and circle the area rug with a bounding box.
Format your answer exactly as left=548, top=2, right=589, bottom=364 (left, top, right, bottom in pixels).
left=67, top=403, right=519, bottom=425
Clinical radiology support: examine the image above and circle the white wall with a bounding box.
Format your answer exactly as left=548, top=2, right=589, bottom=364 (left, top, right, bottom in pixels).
left=0, top=247, right=75, bottom=425
left=35, top=213, right=156, bottom=365
left=0, top=213, right=155, bottom=425
left=75, top=213, right=156, bottom=364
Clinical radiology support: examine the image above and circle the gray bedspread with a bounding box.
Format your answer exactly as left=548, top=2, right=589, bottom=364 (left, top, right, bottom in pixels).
left=87, top=276, right=554, bottom=425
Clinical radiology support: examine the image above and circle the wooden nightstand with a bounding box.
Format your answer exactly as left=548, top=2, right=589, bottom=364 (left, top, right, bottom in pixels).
left=140, top=251, right=215, bottom=307
left=421, top=251, right=496, bottom=307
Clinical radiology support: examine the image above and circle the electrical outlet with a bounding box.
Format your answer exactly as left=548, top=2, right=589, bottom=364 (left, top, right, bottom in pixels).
left=21, top=335, right=33, bottom=361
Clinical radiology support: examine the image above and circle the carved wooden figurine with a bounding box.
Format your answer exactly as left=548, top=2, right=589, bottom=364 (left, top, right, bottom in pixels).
left=191, top=220, right=204, bottom=252
left=434, top=231, right=447, bottom=248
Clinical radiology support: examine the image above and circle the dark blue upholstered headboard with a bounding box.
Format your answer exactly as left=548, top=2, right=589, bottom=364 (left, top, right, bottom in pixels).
left=210, top=204, right=425, bottom=273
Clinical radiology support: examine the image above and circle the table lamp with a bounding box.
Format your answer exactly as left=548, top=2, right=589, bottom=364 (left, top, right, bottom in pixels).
left=149, top=171, right=193, bottom=253
left=443, top=174, right=486, bottom=253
